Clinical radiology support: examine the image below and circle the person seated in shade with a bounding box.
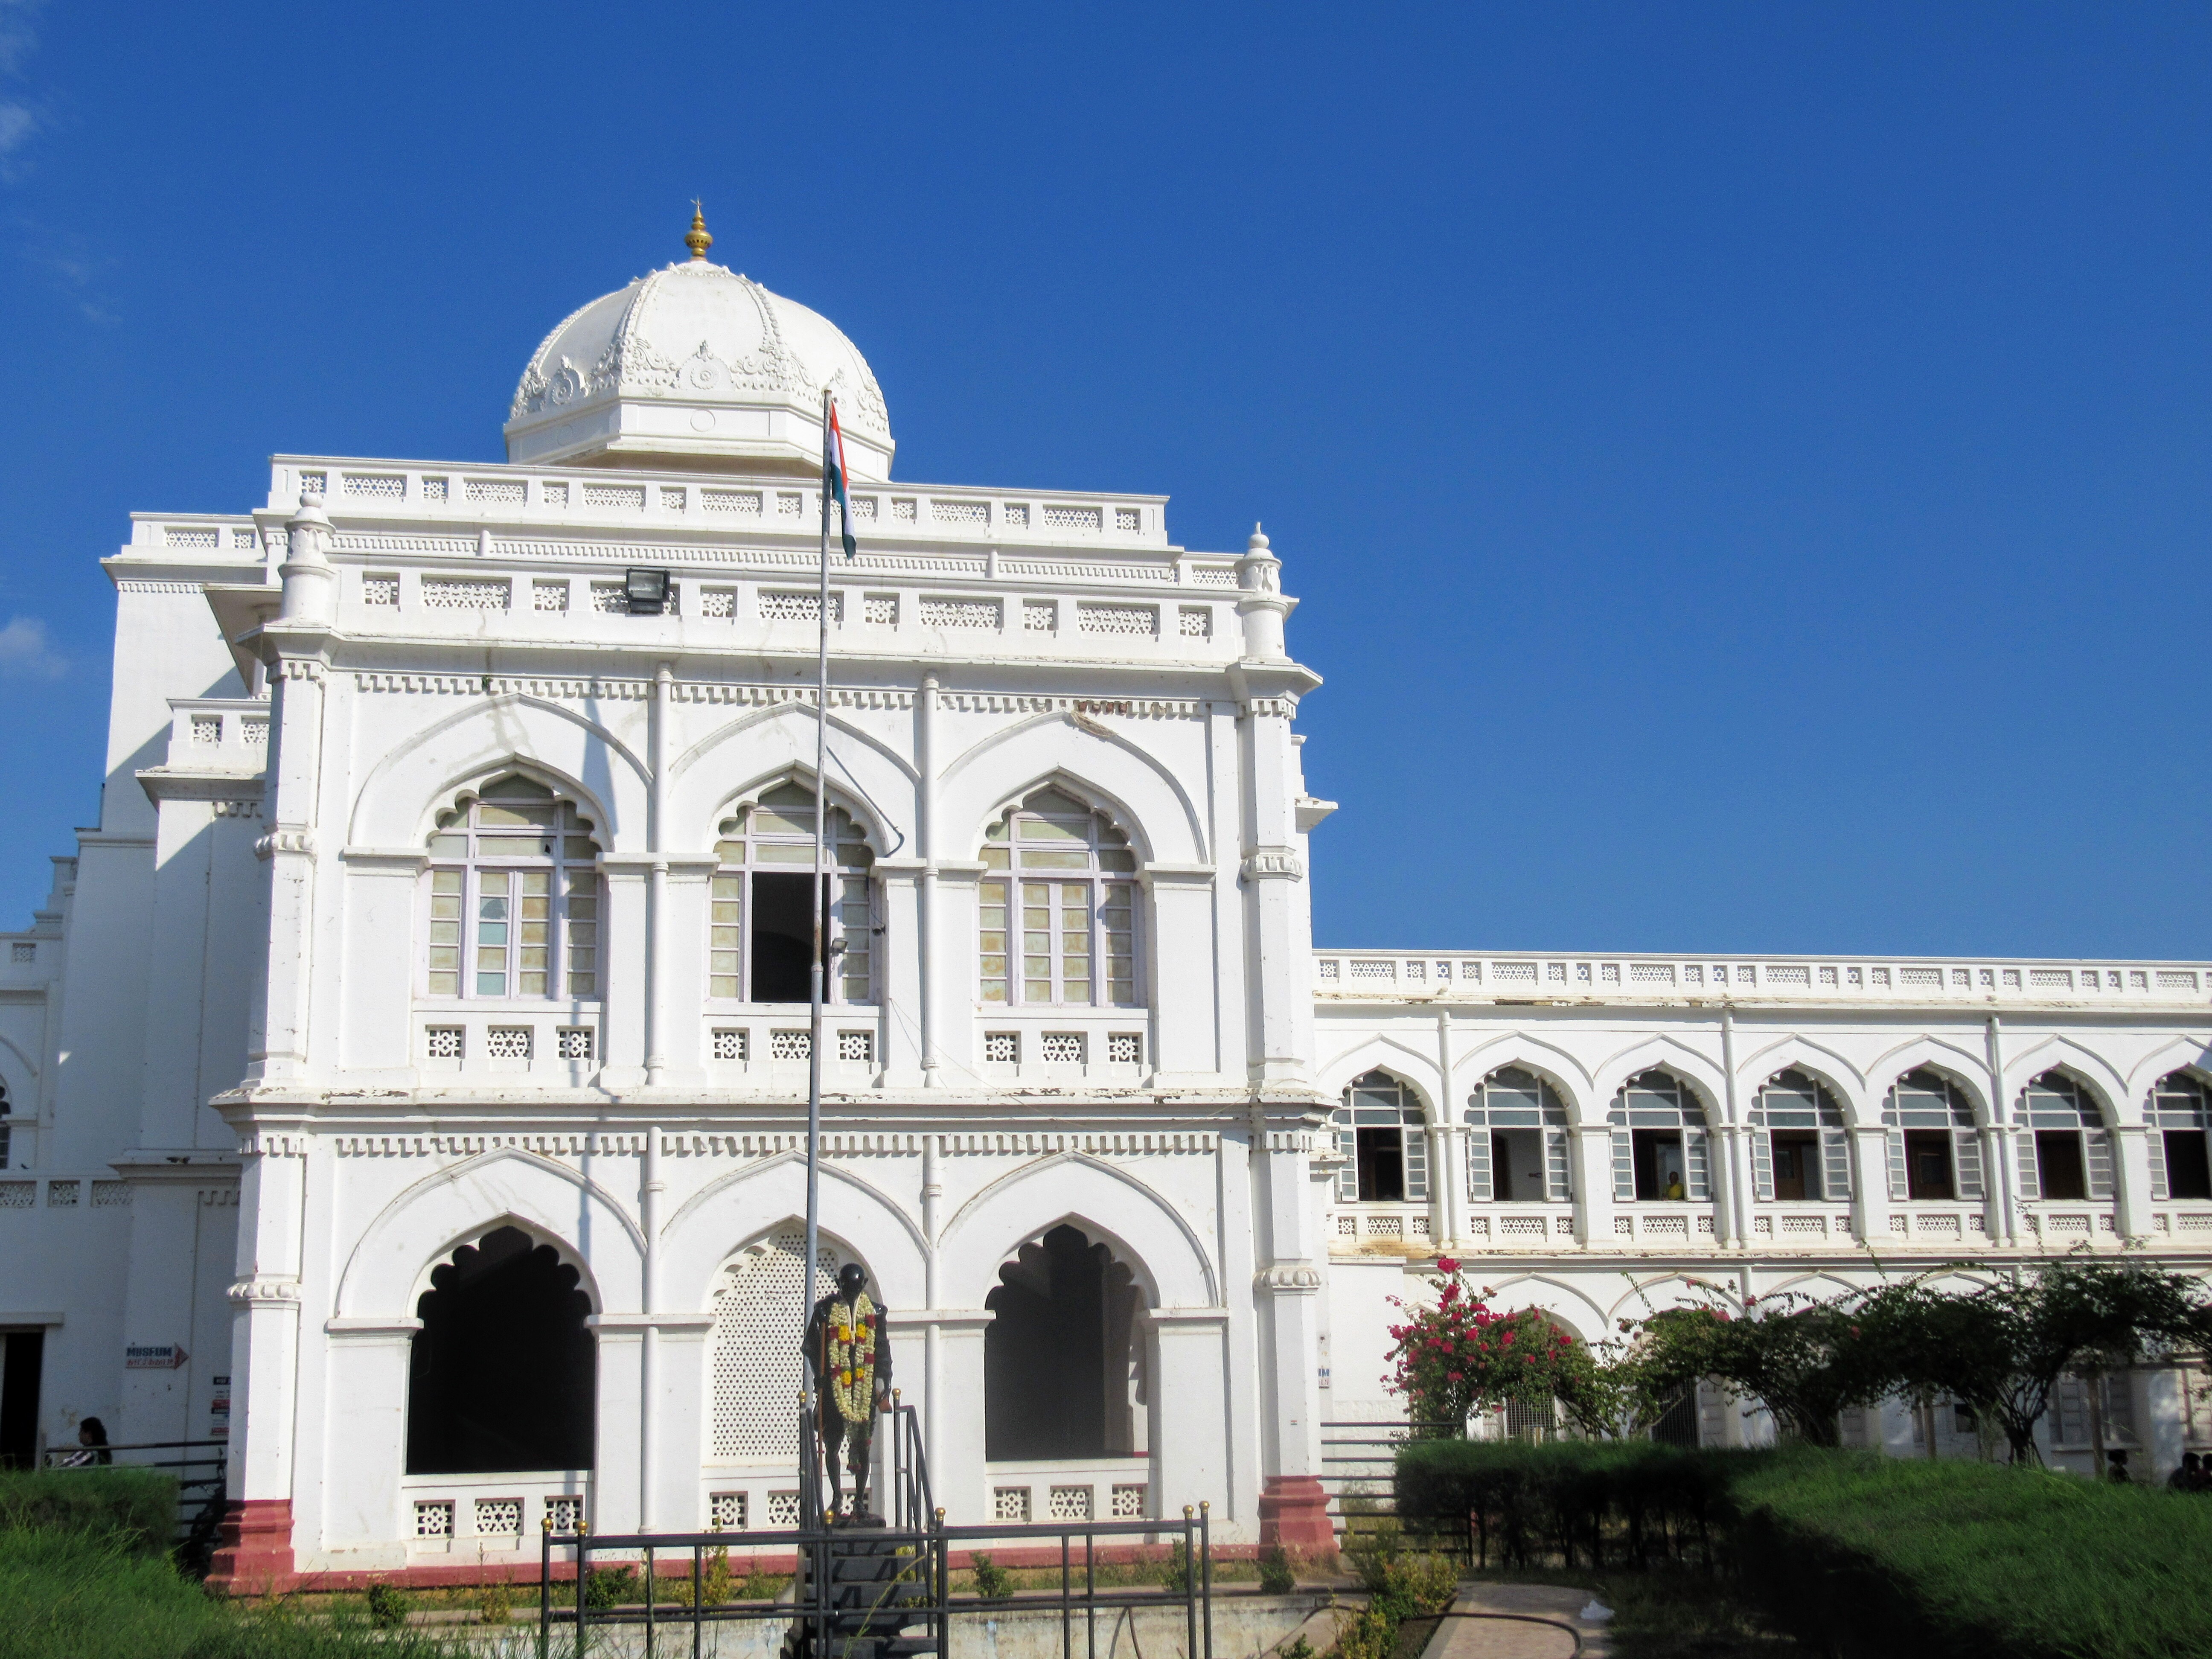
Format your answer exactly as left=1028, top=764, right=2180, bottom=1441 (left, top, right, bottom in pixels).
left=2166, top=1451, right=2201, bottom=1491
left=54, top=1417, right=110, bottom=1468
left=2106, top=1447, right=2132, bottom=1484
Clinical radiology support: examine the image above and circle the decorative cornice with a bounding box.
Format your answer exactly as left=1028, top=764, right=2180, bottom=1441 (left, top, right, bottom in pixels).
left=254, top=829, right=315, bottom=860
left=1240, top=850, right=1305, bottom=882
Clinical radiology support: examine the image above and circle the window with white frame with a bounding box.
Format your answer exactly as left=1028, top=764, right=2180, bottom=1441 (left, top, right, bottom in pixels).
left=1464, top=1067, right=1569, bottom=1202
left=2015, top=1071, right=2112, bottom=1203
left=709, top=782, right=873, bottom=1005
left=1608, top=1071, right=1710, bottom=1202
left=2148, top=1072, right=2212, bottom=1202
left=1332, top=1071, right=1428, bottom=1203
left=1749, top=1070, right=1851, bottom=1202
left=425, top=777, right=601, bottom=998
left=1882, top=1069, right=1983, bottom=1202
left=978, top=789, right=1138, bottom=1007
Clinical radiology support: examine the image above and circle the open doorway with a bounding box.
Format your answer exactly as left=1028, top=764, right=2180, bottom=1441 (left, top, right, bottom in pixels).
left=984, top=1225, right=1147, bottom=1461
left=0, top=1331, right=42, bottom=1470
left=407, top=1226, right=595, bottom=1474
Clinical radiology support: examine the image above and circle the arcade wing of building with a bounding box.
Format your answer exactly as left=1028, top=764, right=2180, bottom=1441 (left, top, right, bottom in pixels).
left=0, top=223, right=2206, bottom=1583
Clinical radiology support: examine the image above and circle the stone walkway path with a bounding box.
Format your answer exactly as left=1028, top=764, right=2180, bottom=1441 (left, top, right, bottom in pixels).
left=1420, top=1584, right=1612, bottom=1659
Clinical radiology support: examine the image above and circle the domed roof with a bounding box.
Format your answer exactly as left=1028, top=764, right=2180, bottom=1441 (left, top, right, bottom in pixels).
left=504, top=211, right=894, bottom=480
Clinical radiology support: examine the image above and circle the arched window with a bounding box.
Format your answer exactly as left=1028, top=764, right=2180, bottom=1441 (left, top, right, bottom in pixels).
left=1464, top=1068, right=1569, bottom=1202
left=2148, top=1073, right=2212, bottom=1202
left=709, top=783, right=874, bottom=1006
left=2016, top=1072, right=2112, bottom=1203
left=984, top=1224, right=1147, bottom=1461
left=406, top=1225, right=595, bottom=1474
left=1749, top=1070, right=1851, bottom=1203
left=1332, top=1072, right=1429, bottom=1203
left=978, top=789, right=1138, bottom=1007
left=709, top=1230, right=843, bottom=1463
left=1881, top=1070, right=1982, bottom=1202
left=1607, top=1071, right=1710, bottom=1202
left=425, top=777, right=602, bottom=999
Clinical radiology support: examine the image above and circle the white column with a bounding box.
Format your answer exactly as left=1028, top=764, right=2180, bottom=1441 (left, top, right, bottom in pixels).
left=644, top=664, right=672, bottom=1086
left=876, top=862, right=926, bottom=1087
left=1144, top=867, right=1221, bottom=1084
left=319, top=1324, right=417, bottom=1567
left=916, top=672, right=942, bottom=1088
left=1251, top=1117, right=1331, bottom=1549
left=647, top=1317, right=714, bottom=1533
left=588, top=1321, right=645, bottom=1537
left=1569, top=1124, right=1614, bottom=1245
left=210, top=1129, right=308, bottom=1588
left=1850, top=1127, right=1892, bottom=1240
left=2113, top=1123, right=2156, bottom=1239
left=1147, top=1310, right=1232, bottom=1520
left=930, top=1313, right=991, bottom=1523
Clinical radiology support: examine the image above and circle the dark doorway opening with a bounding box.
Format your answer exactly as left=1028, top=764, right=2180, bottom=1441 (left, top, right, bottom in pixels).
left=0, top=1331, right=42, bottom=1470
left=407, top=1226, right=595, bottom=1474
left=2036, top=1132, right=2088, bottom=1201
left=1353, top=1129, right=1406, bottom=1202
left=1632, top=1130, right=1685, bottom=1200
left=2166, top=1132, right=2212, bottom=1201
left=984, top=1225, right=1145, bottom=1461
left=1490, top=1133, right=1514, bottom=1202
left=1905, top=1131, right=1956, bottom=1199
left=751, top=872, right=815, bottom=1004
left=1770, top=1132, right=1819, bottom=1201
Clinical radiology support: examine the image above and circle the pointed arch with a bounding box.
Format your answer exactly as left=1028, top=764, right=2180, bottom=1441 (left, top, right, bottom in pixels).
left=335, top=1147, right=643, bottom=1318
left=2125, top=1039, right=2212, bottom=1121
left=347, top=696, right=649, bottom=852
left=1867, top=1037, right=1995, bottom=1123
left=1317, top=1036, right=1443, bottom=1120
left=660, top=1150, right=927, bottom=1313
left=1456, top=1033, right=1596, bottom=1122
left=1604, top=1274, right=1740, bottom=1326
left=939, top=715, right=1207, bottom=865
left=938, top=1152, right=1217, bottom=1309
left=1735, top=1036, right=1872, bottom=1127
left=1458, top=1272, right=1609, bottom=1343
left=667, top=702, right=918, bottom=857
left=2004, top=1039, right=2127, bottom=1124
left=1590, top=1037, right=1726, bottom=1122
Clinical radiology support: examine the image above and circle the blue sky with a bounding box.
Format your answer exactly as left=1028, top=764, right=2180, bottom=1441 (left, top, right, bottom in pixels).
left=0, top=3, right=2206, bottom=957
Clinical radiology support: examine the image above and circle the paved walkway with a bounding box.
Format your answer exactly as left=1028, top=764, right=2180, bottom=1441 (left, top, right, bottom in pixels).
left=1418, top=1584, right=1612, bottom=1659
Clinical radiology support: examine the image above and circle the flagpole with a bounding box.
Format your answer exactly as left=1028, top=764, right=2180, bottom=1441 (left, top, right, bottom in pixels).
left=803, top=387, right=831, bottom=1502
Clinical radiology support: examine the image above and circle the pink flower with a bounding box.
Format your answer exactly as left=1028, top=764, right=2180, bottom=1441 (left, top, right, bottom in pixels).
left=1436, top=1257, right=1460, bottom=1275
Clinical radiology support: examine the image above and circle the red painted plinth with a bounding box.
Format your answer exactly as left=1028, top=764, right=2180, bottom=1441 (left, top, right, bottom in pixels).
left=1257, top=1475, right=1334, bottom=1551
left=207, top=1498, right=294, bottom=1595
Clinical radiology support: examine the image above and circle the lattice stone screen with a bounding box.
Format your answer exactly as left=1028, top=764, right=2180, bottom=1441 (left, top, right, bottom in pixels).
left=711, top=1231, right=843, bottom=1461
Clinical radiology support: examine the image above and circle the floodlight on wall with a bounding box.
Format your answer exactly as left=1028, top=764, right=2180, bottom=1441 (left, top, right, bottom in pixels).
left=624, top=568, right=671, bottom=615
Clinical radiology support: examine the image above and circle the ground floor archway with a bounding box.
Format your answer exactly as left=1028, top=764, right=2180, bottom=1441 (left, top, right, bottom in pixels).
left=984, top=1223, right=1147, bottom=1461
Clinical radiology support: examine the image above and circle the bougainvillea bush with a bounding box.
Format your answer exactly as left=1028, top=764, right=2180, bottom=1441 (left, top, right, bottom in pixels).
left=1382, top=1258, right=1587, bottom=1432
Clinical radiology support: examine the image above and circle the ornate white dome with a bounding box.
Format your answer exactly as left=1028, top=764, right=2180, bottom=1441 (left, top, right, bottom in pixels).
left=504, top=212, right=894, bottom=480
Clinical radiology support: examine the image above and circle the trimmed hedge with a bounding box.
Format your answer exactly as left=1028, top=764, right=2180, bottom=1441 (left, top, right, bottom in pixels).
left=0, top=1526, right=479, bottom=1659
left=0, top=1467, right=178, bottom=1557
left=1730, top=1450, right=2212, bottom=1659
left=1396, top=1441, right=2212, bottom=1659
left=1394, top=1438, right=1756, bottom=1569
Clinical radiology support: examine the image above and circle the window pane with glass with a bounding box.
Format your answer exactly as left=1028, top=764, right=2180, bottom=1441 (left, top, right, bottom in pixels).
left=422, top=776, right=603, bottom=1001
left=977, top=789, right=1139, bottom=1007
left=706, top=781, right=875, bottom=1005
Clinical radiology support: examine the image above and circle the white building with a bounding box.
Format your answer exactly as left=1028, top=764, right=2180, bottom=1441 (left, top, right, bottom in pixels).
left=0, top=217, right=2206, bottom=1588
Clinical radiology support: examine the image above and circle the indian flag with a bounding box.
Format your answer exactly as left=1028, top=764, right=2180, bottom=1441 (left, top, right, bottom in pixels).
left=824, top=399, right=859, bottom=561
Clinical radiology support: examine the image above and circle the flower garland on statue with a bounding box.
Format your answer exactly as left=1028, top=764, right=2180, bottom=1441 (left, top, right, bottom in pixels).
left=825, top=1292, right=878, bottom=1421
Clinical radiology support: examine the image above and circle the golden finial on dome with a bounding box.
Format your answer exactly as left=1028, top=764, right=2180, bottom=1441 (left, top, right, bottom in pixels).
left=685, top=201, right=713, bottom=262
